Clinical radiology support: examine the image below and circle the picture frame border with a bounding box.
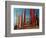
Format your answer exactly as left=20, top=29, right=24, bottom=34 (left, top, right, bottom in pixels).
left=5, top=1, right=45, bottom=37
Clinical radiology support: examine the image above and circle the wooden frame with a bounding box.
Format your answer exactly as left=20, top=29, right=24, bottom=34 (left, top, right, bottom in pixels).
left=5, top=1, right=45, bottom=37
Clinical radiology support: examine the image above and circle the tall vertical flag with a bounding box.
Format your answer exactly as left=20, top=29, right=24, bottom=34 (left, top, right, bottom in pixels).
left=30, top=9, right=36, bottom=27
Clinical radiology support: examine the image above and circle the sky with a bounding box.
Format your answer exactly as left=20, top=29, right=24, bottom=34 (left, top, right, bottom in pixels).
left=14, top=8, right=39, bottom=17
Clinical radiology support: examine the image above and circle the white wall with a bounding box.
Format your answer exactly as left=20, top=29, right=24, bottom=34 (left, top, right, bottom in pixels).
left=0, top=0, right=46, bottom=38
